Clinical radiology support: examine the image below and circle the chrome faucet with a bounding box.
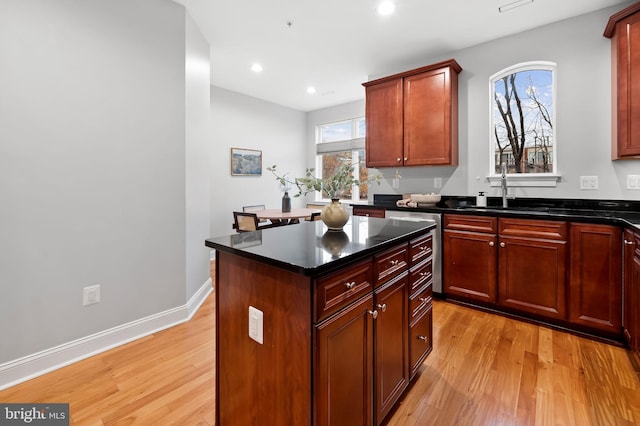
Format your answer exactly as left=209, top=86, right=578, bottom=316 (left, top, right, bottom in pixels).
left=501, top=163, right=508, bottom=208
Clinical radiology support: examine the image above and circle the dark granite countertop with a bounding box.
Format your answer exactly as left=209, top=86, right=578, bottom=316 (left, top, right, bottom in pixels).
left=359, top=195, right=640, bottom=231
left=205, top=216, right=436, bottom=276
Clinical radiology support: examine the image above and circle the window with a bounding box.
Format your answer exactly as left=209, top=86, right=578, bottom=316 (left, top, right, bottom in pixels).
left=489, top=61, right=559, bottom=187
left=316, top=118, right=369, bottom=202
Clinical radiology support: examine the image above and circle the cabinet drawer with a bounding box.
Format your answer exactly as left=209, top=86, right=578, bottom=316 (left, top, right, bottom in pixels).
left=409, top=258, right=432, bottom=295
left=499, top=218, right=567, bottom=240
left=352, top=206, right=385, bottom=218
left=410, top=283, right=432, bottom=324
left=374, top=243, right=408, bottom=287
left=409, top=233, right=433, bottom=266
left=315, top=259, right=373, bottom=322
left=409, top=304, right=433, bottom=378
left=445, top=214, right=497, bottom=233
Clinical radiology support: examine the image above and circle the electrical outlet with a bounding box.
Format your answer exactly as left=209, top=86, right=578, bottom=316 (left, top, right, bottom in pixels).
left=434, top=177, right=442, bottom=188
left=392, top=178, right=400, bottom=188
left=248, top=306, right=263, bottom=344
left=83, top=285, right=100, bottom=306
left=627, top=175, right=640, bottom=190
left=580, top=176, right=598, bottom=190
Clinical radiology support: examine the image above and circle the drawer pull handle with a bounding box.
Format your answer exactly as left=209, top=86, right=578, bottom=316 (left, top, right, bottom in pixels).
left=345, top=281, right=356, bottom=290
left=420, top=246, right=428, bottom=251
left=368, top=310, right=378, bottom=319
left=419, top=272, right=427, bottom=277
left=377, top=303, right=387, bottom=312
left=489, top=241, right=494, bottom=247
left=417, top=335, right=429, bottom=342
left=390, top=260, right=399, bottom=266
left=625, top=240, right=635, bottom=245
left=419, top=297, right=429, bottom=303
left=500, top=242, right=506, bottom=248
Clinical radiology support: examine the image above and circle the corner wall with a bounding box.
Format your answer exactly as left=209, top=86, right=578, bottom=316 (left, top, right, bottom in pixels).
left=0, top=0, right=210, bottom=385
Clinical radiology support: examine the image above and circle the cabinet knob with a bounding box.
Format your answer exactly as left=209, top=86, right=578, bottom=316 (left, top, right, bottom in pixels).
left=396, top=158, right=401, bottom=162
left=500, top=242, right=506, bottom=248
left=625, top=239, right=635, bottom=245
left=368, top=310, right=378, bottom=319
left=417, top=335, right=429, bottom=342
left=489, top=241, right=494, bottom=247
left=345, top=281, right=356, bottom=290
left=404, top=157, right=408, bottom=161
left=377, top=303, right=387, bottom=312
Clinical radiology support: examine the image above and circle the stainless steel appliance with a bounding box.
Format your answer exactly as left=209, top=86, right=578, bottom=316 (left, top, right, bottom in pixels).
left=384, top=210, right=442, bottom=294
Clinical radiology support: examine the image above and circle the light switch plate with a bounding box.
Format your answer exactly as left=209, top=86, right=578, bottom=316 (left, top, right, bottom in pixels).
left=627, top=175, right=640, bottom=190
left=248, top=306, right=263, bottom=344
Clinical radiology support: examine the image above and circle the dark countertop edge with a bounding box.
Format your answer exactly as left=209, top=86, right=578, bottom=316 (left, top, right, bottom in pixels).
left=206, top=222, right=437, bottom=277
left=355, top=202, right=640, bottom=231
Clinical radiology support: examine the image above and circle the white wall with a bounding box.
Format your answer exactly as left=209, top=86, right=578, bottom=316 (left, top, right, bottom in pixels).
left=209, top=86, right=307, bottom=239
left=185, top=13, right=212, bottom=301
left=308, top=3, right=639, bottom=202
left=0, top=0, right=210, bottom=371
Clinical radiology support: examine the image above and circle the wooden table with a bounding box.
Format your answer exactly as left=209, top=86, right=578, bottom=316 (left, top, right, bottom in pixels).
left=256, top=208, right=320, bottom=225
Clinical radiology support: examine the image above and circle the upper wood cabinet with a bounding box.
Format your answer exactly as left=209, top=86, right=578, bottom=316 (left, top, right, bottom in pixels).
left=604, top=2, right=640, bottom=159
left=363, top=59, right=462, bottom=167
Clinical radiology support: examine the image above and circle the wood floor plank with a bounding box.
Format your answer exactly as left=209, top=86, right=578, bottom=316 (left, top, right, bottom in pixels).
left=1, top=263, right=639, bottom=425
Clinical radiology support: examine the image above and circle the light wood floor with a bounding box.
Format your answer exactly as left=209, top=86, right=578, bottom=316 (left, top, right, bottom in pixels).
left=1, top=263, right=639, bottom=425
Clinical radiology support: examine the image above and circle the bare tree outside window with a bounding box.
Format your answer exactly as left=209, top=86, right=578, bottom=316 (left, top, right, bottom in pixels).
left=490, top=62, right=556, bottom=176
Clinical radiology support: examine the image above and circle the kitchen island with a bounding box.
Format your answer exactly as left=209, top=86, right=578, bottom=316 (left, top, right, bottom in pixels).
left=205, top=217, right=436, bottom=425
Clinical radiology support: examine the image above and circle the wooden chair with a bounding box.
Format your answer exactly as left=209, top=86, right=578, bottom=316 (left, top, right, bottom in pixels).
left=309, top=211, right=322, bottom=221
left=306, top=203, right=324, bottom=221
left=233, top=212, right=260, bottom=232
left=243, top=205, right=269, bottom=224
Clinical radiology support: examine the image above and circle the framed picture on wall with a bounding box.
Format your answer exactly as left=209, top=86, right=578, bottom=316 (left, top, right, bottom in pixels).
left=231, top=148, right=262, bottom=176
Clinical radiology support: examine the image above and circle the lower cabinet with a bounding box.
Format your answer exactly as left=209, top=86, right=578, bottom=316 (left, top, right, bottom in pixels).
left=623, top=228, right=640, bottom=363
left=569, top=223, right=622, bottom=333
left=497, top=218, right=567, bottom=319
left=443, top=215, right=497, bottom=303
left=443, top=214, right=624, bottom=339
left=373, top=274, right=409, bottom=425
left=315, top=294, right=374, bottom=426
left=314, top=235, right=431, bottom=426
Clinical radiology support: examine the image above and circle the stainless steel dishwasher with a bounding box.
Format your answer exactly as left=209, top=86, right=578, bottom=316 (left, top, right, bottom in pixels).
left=384, top=210, right=442, bottom=295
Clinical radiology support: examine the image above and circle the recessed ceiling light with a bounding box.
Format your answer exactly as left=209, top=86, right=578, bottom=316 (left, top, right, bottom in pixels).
left=498, top=0, right=533, bottom=13
left=377, top=1, right=395, bottom=15
left=307, top=86, right=316, bottom=94
left=251, top=63, right=263, bottom=73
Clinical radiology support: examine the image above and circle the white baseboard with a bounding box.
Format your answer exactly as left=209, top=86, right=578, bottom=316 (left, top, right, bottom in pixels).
left=0, top=278, right=213, bottom=391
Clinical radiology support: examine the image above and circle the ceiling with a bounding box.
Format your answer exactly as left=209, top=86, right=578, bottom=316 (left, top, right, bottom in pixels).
left=173, top=0, right=628, bottom=112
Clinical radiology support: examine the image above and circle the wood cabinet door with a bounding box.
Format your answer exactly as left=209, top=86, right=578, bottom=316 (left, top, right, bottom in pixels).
left=374, top=273, right=409, bottom=425
left=615, top=10, right=640, bottom=158
left=314, top=294, right=373, bottom=426
left=632, top=255, right=640, bottom=361
left=403, top=66, right=457, bottom=165
left=443, top=229, right=497, bottom=303
left=569, top=224, right=622, bottom=333
left=624, top=229, right=637, bottom=346
left=365, top=78, right=404, bottom=167
left=498, top=235, right=567, bottom=319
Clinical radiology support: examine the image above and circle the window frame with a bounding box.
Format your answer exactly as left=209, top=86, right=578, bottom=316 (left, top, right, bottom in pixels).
left=488, top=61, right=561, bottom=187
left=315, top=118, right=369, bottom=202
